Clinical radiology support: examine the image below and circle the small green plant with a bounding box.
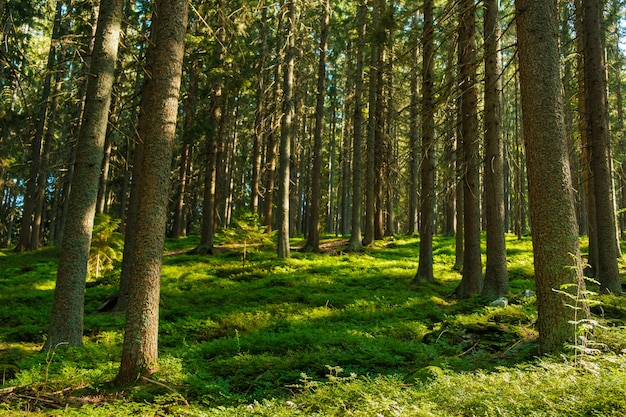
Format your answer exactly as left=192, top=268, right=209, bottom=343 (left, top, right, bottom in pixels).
left=219, top=210, right=272, bottom=266
left=89, top=214, right=124, bottom=281
left=555, top=254, right=605, bottom=371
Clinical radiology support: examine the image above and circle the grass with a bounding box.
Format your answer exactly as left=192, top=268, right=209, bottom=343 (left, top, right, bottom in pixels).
left=0, top=233, right=625, bottom=415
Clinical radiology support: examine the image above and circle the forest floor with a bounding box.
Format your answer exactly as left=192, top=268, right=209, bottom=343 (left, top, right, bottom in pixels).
left=1, top=233, right=626, bottom=416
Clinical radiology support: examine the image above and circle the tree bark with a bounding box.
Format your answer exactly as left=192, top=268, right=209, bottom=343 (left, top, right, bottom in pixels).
left=16, top=1, right=64, bottom=252
left=44, top=0, right=124, bottom=350
left=455, top=0, right=482, bottom=297
left=415, top=0, right=435, bottom=284
left=277, top=0, right=295, bottom=259
left=482, top=0, right=509, bottom=298
left=117, top=0, right=187, bottom=385
left=347, top=0, right=367, bottom=252
left=580, top=0, right=622, bottom=294
left=516, top=0, right=589, bottom=354
left=303, top=0, right=329, bottom=252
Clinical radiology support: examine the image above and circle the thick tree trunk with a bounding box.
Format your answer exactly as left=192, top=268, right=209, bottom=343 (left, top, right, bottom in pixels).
left=516, top=0, right=589, bottom=354
left=44, top=0, right=123, bottom=351
left=117, top=0, right=187, bottom=385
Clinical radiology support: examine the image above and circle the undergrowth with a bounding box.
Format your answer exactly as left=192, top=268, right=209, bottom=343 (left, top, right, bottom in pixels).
left=0, top=234, right=625, bottom=416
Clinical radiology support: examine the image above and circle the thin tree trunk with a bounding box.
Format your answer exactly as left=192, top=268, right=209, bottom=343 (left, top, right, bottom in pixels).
left=482, top=0, right=509, bottom=297
left=407, top=13, right=420, bottom=235
left=16, top=1, right=64, bottom=252
left=455, top=0, right=482, bottom=297
left=415, top=0, right=435, bottom=284
left=581, top=0, right=621, bottom=294
left=303, top=0, right=329, bottom=252
left=575, top=0, right=599, bottom=277
left=277, top=0, right=295, bottom=259
left=347, top=0, right=366, bottom=252
left=251, top=0, right=268, bottom=214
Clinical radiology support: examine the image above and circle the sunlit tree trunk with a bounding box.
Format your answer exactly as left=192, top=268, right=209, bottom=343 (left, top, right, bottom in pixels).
left=44, top=0, right=123, bottom=350
left=117, top=0, right=187, bottom=385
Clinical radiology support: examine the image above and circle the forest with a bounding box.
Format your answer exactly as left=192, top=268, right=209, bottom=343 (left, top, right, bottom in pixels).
left=2, top=0, right=626, bottom=415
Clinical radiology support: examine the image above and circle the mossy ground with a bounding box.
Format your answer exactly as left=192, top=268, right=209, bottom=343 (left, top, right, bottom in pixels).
left=1, top=234, right=625, bottom=416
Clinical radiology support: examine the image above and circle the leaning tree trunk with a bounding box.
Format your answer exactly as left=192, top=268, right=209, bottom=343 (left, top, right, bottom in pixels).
left=117, top=0, right=187, bottom=385
left=44, top=0, right=124, bottom=350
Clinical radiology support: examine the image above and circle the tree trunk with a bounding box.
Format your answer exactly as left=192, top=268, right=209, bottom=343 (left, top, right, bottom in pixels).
left=16, top=0, right=64, bottom=252
left=482, top=0, right=509, bottom=298
left=581, top=0, right=622, bottom=294
left=44, top=0, right=124, bottom=350
left=277, top=0, right=295, bottom=259
left=251, top=0, right=268, bottom=214
left=455, top=0, right=482, bottom=297
left=407, top=12, right=420, bottom=236
left=363, top=1, right=380, bottom=247
left=516, top=0, right=589, bottom=354
left=117, top=0, right=187, bottom=385
left=347, top=0, right=367, bottom=252
left=303, top=0, right=329, bottom=252
left=170, top=62, right=197, bottom=238
left=415, top=0, right=435, bottom=284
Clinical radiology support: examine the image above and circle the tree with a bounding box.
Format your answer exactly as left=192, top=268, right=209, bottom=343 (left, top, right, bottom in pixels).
left=482, top=0, right=509, bottom=297
left=303, top=0, right=330, bottom=252
left=44, top=0, right=124, bottom=350
left=347, top=0, right=367, bottom=252
left=415, top=0, right=435, bottom=284
left=15, top=1, right=65, bottom=252
left=515, top=0, right=588, bottom=353
left=580, top=0, right=622, bottom=294
left=117, top=0, right=188, bottom=385
left=277, top=0, right=296, bottom=259
left=455, top=0, right=482, bottom=297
